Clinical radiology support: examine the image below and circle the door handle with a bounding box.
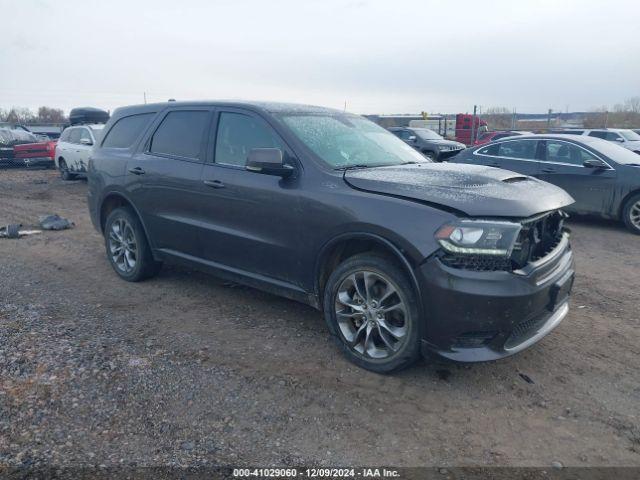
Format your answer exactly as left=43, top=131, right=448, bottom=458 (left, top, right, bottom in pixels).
left=128, top=167, right=145, bottom=175
left=542, top=168, right=556, bottom=173
left=203, top=179, right=225, bottom=189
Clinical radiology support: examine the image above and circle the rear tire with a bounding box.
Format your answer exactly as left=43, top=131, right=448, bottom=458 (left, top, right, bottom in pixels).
left=59, top=159, right=76, bottom=181
left=323, top=253, right=422, bottom=373
left=104, top=207, right=162, bottom=281
left=622, top=193, right=640, bottom=235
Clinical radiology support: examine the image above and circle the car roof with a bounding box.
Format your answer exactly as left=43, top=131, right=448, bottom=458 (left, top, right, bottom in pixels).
left=111, top=100, right=344, bottom=118
left=483, top=133, right=599, bottom=143
left=66, top=123, right=105, bottom=129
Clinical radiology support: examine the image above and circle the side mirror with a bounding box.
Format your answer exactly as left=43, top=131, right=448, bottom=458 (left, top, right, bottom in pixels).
left=583, top=158, right=608, bottom=169
left=80, top=138, right=93, bottom=146
left=408, top=135, right=417, bottom=142
left=246, top=148, right=293, bottom=177
left=614, top=137, right=624, bottom=142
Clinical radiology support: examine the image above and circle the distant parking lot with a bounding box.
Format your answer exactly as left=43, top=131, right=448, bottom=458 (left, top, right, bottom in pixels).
left=1, top=168, right=639, bottom=467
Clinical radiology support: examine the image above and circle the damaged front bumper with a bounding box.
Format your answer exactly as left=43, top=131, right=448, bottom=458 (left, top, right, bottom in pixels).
left=417, top=235, right=574, bottom=362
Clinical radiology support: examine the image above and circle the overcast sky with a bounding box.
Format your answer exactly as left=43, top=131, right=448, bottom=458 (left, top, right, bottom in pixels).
left=1, top=0, right=639, bottom=115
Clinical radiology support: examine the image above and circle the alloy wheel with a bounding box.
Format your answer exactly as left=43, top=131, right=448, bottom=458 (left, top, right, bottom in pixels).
left=108, top=218, right=137, bottom=273
left=630, top=200, right=640, bottom=229
left=334, top=270, right=408, bottom=359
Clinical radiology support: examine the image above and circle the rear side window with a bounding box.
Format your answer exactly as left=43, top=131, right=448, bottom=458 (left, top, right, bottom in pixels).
left=215, top=112, right=283, bottom=167
left=149, top=111, right=209, bottom=160
left=497, top=140, right=537, bottom=159
left=102, top=113, right=155, bottom=149
left=68, top=129, right=82, bottom=144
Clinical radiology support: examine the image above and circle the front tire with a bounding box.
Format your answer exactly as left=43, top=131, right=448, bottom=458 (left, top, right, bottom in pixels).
left=59, top=159, right=76, bottom=180
left=422, top=150, right=437, bottom=162
left=104, top=207, right=162, bottom=281
left=622, top=193, right=640, bottom=235
left=323, top=253, right=422, bottom=373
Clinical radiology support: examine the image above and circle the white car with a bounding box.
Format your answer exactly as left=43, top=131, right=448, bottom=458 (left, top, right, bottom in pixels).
left=554, top=128, right=640, bottom=154
left=55, top=124, right=105, bottom=180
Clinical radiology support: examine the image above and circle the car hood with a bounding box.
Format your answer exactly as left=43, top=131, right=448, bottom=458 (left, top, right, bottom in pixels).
left=343, top=163, right=574, bottom=217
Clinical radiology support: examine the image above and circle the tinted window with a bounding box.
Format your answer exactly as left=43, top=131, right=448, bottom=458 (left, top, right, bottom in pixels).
left=215, top=112, right=283, bottom=167
left=398, top=130, right=414, bottom=140
left=150, top=111, right=208, bottom=159
left=477, top=143, right=499, bottom=156
left=588, top=131, right=607, bottom=139
left=605, top=132, right=623, bottom=141
left=79, top=128, right=92, bottom=144
left=544, top=141, right=597, bottom=165
left=102, top=113, right=155, bottom=149
left=496, top=140, right=537, bottom=159
left=68, top=129, right=82, bottom=144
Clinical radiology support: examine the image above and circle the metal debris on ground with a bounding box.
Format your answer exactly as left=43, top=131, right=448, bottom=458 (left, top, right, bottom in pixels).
left=0, top=224, right=42, bottom=239
left=39, top=214, right=74, bottom=230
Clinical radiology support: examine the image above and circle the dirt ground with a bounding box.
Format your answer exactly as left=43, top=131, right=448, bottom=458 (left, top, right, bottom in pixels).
left=1, top=168, right=639, bottom=469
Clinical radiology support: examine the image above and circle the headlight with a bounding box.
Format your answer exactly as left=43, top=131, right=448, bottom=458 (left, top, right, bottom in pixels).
left=435, top=220, right=522, bottom=256
left=437, top=145, right=450, bottom=151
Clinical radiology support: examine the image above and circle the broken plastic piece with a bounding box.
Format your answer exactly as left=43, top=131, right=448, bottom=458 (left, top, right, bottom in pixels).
left=39, top=214, right=74, bottom=230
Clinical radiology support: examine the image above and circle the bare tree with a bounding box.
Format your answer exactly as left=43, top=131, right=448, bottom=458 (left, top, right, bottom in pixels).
left=3, top=107, right=36, bottom=124
left=36, top=106, right=67, bottom=123
left=482, top=107, right=512, bottom=130
left=624, top=96, right=640, bottom=114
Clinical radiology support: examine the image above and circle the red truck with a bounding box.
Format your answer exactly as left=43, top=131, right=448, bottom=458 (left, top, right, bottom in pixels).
left=454, top=113, right=488, bottom=146
left=13, top=139, right=57, bottom=168
left=406, top=113, right=488, bottom=145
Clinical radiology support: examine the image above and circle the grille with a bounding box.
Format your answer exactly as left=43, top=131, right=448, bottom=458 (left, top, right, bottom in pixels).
left=440, top=253, right=512, bottom=271
left=453, top=331, right=497, bottom=348
left=504, top=315, right=548, bottom=349
left=510, top=210, right=566, bottom=269
left=441, top=210, right=566, bottom=272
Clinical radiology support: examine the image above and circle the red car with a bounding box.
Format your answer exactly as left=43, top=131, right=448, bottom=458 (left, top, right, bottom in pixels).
left=474, top=130, right=532, bottom=146
left=13, top=139, right=57, bottom=167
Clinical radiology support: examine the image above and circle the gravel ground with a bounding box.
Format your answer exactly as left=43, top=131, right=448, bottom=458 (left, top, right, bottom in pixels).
left=1, top=169, right=639, bottom=471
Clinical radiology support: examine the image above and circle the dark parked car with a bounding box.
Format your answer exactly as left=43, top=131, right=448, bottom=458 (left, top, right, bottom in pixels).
left=88, top=101, right=575, bottom=372
left=450, top=134, right=640, bottom=234
left=388, top=127, right=465, bottom=161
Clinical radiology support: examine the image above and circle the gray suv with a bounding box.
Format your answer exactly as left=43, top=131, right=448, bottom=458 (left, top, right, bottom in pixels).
left=88, top=101, right=575, bottom=372
left=388, top=127, right=465, bottom=161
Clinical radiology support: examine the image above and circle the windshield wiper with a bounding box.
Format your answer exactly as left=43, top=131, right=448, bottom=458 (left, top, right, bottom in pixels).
left=336, top=164, right=376, bottom=171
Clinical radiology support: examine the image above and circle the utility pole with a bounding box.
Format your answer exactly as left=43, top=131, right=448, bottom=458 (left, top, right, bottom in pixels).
left=604, top=110, right=609, bottom=128
left=470, top=105, right=477, bottom=146
left=547, top=108, right=553, bottom=129
left=511, top=108, right=516, bottom=130
left=144, top=92, right=147, bottom=104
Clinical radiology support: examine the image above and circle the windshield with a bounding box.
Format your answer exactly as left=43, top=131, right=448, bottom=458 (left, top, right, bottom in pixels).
left=279, top=114, right=426, bottom=168
left=619, top=130, right=640, bottom=141
left=414, top=128, right=443, bottom=140
left=591, top=138, right=640, bottom=165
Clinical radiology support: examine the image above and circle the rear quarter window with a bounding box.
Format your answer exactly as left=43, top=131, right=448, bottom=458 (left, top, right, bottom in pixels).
left=102, top=113, right=155, bottom=149
left=149, top=110, right=209, bottom=160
